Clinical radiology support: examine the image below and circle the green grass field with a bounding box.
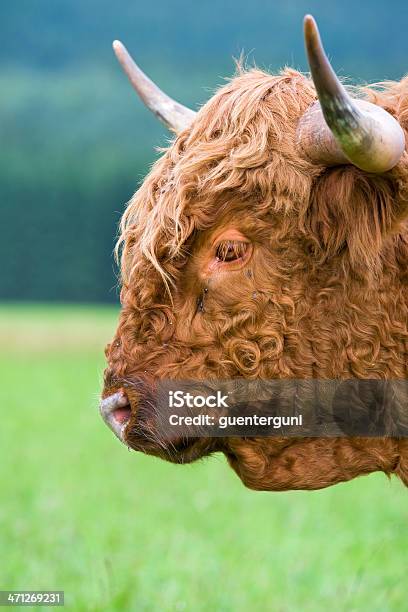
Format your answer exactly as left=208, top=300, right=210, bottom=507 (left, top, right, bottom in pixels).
left=1, top=305, right=407, bottom=611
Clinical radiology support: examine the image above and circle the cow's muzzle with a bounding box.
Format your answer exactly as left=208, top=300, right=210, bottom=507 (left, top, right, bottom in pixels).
left=99, top=391, right=132, bottom=443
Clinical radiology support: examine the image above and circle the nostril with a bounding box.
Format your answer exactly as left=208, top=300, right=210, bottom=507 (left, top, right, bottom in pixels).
left=100, top=390, right=128, bottom=411
left=115, top=391, right=130, bottom=408
left=99, top=390, right=133, bottom=442
left=112, top=404, right=132, bottom=424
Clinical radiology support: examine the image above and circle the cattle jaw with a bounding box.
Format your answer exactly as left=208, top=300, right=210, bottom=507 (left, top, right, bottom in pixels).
left=99, top=391, right=132, bottom=443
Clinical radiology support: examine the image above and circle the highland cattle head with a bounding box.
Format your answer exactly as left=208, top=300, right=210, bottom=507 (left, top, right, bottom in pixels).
left=100, top=16, right=408, bottom=491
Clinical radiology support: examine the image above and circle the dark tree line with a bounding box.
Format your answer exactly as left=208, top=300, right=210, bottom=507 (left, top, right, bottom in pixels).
left=2, top=0, right=407, bottom=302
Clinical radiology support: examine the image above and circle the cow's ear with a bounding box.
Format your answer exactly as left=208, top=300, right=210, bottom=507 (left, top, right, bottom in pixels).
left=304, top=167, right=407, bottom=268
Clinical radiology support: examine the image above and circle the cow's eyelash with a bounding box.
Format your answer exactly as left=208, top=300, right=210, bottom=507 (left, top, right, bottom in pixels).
left=215, top=240, right=248, bottom=262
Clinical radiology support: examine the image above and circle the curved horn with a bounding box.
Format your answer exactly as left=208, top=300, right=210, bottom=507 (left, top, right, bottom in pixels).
left=297, top=15, right=405, bottom=173
left=112, top=40, right=196, bottom=133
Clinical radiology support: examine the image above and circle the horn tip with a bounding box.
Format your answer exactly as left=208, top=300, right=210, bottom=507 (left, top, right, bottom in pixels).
left=303, top=14, right=315, bottom=24
left=303, top=14, right=318, bottom=39
left=303, top=14, right=323, bottom=64
left=112, top=40, right=125, bottom=56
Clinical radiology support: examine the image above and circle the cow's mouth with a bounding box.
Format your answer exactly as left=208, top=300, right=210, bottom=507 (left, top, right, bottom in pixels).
left=99, top=391, right=132, bottom=442
left=99, top=389, right=192, bottom=452
left=99, top=389, right=200, bottom=460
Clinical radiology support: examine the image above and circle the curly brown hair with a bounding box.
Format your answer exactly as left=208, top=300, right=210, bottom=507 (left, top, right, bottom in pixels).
left=102, top=67, right=408, bottom=491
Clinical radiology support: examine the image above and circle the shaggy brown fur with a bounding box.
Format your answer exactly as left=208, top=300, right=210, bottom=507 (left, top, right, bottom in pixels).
left=103, top=67, right=408, bottom=491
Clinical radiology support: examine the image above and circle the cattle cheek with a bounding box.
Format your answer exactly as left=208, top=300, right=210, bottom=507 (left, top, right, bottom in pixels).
left=173, top=290, right=210, bottom=344
left=180, top=276, right=253, bottom=353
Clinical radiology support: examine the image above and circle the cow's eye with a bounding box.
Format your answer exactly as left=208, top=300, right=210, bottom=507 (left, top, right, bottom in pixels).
left=216, top=240, right=249, bottom=263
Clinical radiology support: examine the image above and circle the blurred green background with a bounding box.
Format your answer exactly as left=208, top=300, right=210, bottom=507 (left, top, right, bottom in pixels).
left=1, top=305, right=407, bottom=611
left=1, top=1, right=408, bottom=610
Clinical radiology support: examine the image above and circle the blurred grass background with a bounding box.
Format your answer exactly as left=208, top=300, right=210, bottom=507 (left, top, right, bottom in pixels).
left=0, top=306, right=407, bottom=610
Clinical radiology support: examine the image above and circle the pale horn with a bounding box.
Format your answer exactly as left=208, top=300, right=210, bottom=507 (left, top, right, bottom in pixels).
left=297, top=15, right=405, bottom=173
left=112, top=40, right=196, bottom=133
